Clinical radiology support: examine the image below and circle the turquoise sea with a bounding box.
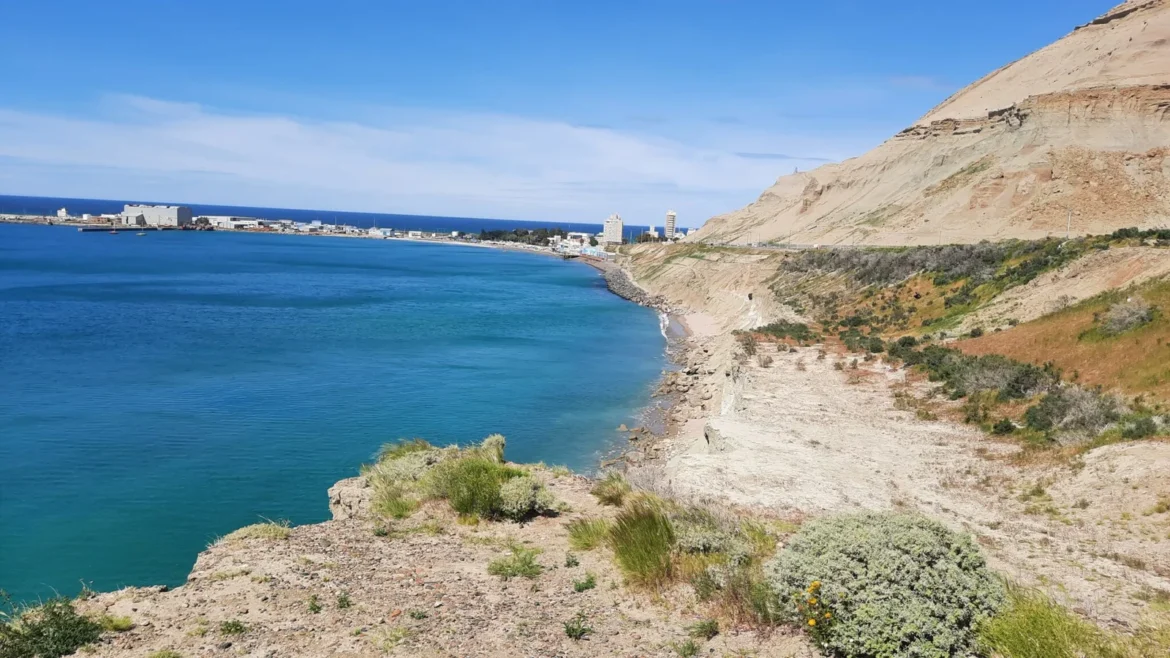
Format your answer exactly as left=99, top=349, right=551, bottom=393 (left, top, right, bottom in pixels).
left=0, top=224, right=665, bottom=603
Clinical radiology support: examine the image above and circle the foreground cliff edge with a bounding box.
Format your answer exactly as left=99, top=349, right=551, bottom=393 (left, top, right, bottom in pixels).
left=9, top=431, right=1167, bottom=658
left=693, top=0, right=1170, bottom=246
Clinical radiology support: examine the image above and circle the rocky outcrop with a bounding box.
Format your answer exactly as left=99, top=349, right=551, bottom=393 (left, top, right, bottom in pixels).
left=692, top=1, right=1170, bottom=246
left=599, top=262, right=668, bottom=310
left=326, top=476, right=370, bottom=521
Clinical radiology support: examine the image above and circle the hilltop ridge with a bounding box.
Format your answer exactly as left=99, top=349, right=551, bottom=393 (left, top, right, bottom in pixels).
left=692, top=0, right=1170, bottom=246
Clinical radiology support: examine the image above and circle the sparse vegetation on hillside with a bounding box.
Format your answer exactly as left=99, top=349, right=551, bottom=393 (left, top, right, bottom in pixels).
left=363, top=435, right=560, bottom=523
left=765, top=513, right=1003, bottom=657
left=979, top=583, right=1170, bottom=658
left=216, top=519, right=291, bottom=544
left=590, top=471, right=631, bottom=506
left=610, top=497, right=676, bottom=587
left=960, top=279, right=1170, bottom=405
left=0, top=596, right=103, bottom=658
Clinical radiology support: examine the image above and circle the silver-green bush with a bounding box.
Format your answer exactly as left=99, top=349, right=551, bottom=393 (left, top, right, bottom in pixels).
left=497, top=476, right=558, bottom=521
left=764, top=512, right=1003, bottom=658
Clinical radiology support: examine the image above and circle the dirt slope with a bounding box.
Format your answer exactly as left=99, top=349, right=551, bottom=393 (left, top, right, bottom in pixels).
left=77, top=473, right=812, bottom=658
left=693, top=0, right=1170, bottom=246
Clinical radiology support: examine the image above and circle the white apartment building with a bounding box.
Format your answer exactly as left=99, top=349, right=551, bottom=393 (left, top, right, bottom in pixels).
left=665, top=210, right=677, bottom=240
left=602, top=213, right=624, bottom=244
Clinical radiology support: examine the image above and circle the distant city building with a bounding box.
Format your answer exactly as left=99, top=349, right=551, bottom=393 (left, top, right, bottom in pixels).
left=56, top=207, right=69, bottom=219
left=203, top=215, right=260, bottom=230
left=123, top=204, right=192, bottom=227
left=646, top=226, right=659, bottom=239
left=665, top=210, right=677, bottom=240
left=603, top=213, right=623, bottom=244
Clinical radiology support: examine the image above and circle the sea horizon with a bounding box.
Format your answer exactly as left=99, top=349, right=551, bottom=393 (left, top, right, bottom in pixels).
left=0, top=194, right=656, bottom=236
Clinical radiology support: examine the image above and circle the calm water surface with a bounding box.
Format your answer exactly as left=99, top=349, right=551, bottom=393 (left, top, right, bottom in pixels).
left=0, top=225, right=664, bottom=602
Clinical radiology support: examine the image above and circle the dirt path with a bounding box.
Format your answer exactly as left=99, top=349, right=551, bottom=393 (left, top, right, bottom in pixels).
left=638, top=339, right=1170, bottom=627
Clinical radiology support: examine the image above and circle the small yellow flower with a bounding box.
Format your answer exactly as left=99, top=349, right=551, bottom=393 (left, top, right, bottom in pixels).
left=809, top=598, right=818, bottom=605
left=808, top=619, right=817, bottom=626
left=824, top=612, right=832, bottom=619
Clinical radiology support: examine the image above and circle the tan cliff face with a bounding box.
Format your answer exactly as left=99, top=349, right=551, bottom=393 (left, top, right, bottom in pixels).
left=693, top=0, right=1170, bottom=246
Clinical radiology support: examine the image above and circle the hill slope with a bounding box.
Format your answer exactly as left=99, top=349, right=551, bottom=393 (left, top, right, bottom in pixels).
left=693, top=0, right=1170, bottom=246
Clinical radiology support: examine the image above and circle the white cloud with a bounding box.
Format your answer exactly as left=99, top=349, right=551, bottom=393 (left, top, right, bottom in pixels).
left=0, top=95, right=870, bottom=226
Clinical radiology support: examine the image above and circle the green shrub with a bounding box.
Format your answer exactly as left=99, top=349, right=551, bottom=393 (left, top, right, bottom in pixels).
left=1102, top=298, right=1154, bottom=336
left=487, top=545, right=543, bottom=580
left=671, top=639, right=700, bottom=657
left=98, top=614, right=134, bottom=631
left=563, top=612, right=591, bottom=640
left=147, top=651, right=183, bottom=658
left=0, top=597, right=103, bottom=658
left=765, top=512, right=1003, bottom=657
left=573, top=573, right=597, bottom=592
left=992, top=417, right=1016, bottom=435
left=307, top=594, right=321, bottom=614
left=610, top=498, right=676, bottom=586
left=590, top=471, right=631, bottom=506
left=978, top=584, right=1121, bottom=658
left=1122, top=416, right=1159, bottom=440
left=1025, top=387, right=1120, bottom=437
left=336, top=592, right=352, bottom=609
left=687, top=618, right=719, bottom=640
left=567, top=518, right=612, bottom=550
left=219, top=620, right=247, bottom=635
left=564, top=552, right=580, bottom=567
left=497, top=476, right=558, bottom=521
left=755, top=321, right=818, bottom=343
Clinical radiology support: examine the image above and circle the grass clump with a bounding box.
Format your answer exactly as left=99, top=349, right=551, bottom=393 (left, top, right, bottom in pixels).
left=0, top=597, right=103, bottom=658
left=97, top=614, right=134, bottom=631
left=219, top=619, right=247, bottom=635
left=765, top=512, right=1003, bottom=657
left=572, top=573, right=597, bottom=593
left=671, top=639, right=701, bottom=657
left=487, top=545, right=543, bottom=580
left=590, top=471, right=631, bottom=506
left=610, top=497, right=676, bottom=587
left=371, top=481, right=419, bottom=519
left=336, top=591, right=352, bottom=609
left=687, top=618, right=719, bottom=640
left=978, top=584, right=1129, bottom=658
left=424, top=456, right=518, bottom=518
left=217, top=519, right=291, bottom=544
left=567, top=518, right=612, bottom=550
left=307, top=594, right=321, bottom=614
left=563, top=612, right=591, bottom=640
left=147, top=651, right=182, bottom=658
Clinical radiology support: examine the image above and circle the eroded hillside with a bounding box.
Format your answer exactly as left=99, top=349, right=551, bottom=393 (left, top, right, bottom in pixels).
left=691, top=0, right=1170, bottom=246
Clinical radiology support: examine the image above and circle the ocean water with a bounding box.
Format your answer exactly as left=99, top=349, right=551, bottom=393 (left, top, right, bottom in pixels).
left=0, top=224, right=665, bottom=603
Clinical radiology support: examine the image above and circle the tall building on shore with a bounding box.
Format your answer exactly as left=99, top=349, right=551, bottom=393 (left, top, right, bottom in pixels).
left=665, top=210, right=677, bottom=240
left=122, top=204, right=193, bottom=227
left=602, top=213, right=623, bottom=244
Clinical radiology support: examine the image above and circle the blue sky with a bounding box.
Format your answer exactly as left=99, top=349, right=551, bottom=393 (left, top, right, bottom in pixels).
left=0, top=1, right=1116, bottom=226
